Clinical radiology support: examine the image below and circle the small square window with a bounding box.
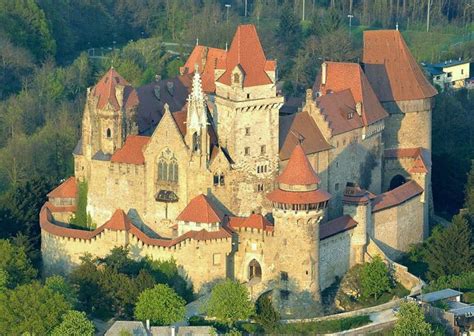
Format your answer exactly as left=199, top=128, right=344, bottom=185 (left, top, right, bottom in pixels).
left=244, top=147, right=250, bottom=156
left=213, top=253, right=221, bottom=266
left=245, top=127, right=250, bottom=136
left=219, top=174, right=225, bottom=186
left=247, top=93, right=250, bottom=99
left=280, top=271, right=289, bottom=281
left=260, top=145, right=266, bottom=155
left=280, top=290, right=290, bottom=300
left=213, top=175, right=219, bottom=186
left=257, top=183, right=264, bottom=192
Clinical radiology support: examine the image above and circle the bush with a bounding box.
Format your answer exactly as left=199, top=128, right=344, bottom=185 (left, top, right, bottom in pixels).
left=277, top=315, right=371, bottom=334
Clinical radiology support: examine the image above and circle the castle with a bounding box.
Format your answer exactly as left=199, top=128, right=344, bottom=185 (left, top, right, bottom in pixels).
left=40, top=25, right=437, bottom=314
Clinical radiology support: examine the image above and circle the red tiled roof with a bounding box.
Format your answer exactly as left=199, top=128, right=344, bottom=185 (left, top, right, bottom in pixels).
left=372, top=180, right=424, bottom=212
left=279, top=111, right=332, bottom=160
left=315, top=62, right=388, bottom=128
left=277, top=144, right=321, bottom=185
left=47, top=177, right=77, bottom=198
left=44, top=202, right=76, bottom=213
left=363, top=30, right=437, bottom=102
left=384, top=147, right=430, bottom=174
left=103, top=209, right=132, bottom=231
left=40, top=204, right=231, bottom=246
left=217, top=24, right=273, bottom=87
left=228, top=214, right=274, bottom=232
left=267, top=188, right=331, bottom=205
left=343, top=183, right=372, bottom=204
left=111, top=135, right=150, bottom=165
left=320, top=215, right=358, bottom=240
left=92, top=68, right=137, bottom=110
left=176, top=194, right=224, bottom=223
left=181, top=46, right=227, bottom=93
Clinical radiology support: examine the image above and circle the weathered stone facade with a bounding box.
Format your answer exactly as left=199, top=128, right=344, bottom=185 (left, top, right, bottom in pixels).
left=41, top=26, right=435, bottom=315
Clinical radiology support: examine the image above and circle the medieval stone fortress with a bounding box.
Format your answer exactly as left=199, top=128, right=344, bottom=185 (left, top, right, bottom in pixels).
left=41, top=24, right=436, bottom=313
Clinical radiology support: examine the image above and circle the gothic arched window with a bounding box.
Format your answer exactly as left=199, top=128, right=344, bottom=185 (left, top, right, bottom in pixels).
left=106, top=128, right=111, bottom=138
left=192, top=132, right=199, bottom=152
left=158, top=159, right=167, bottom=181
left=169, top=159, right=178, bottom=182
left=157, top=151, right=178, bottom=184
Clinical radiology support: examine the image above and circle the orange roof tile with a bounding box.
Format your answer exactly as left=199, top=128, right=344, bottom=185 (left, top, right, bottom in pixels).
left=279, top=111, right=332, bottom=160
left=320, top=215, right=358, bottom=240
left=103, top=209, right=132, bottom=231
left=277, top=144, right=321, bottom=185
left=176, top=194, right=224, bottom=223
left=363, top=30, right=437, bottom=102
left=228, top=214, right=274, bottom=232
left=92, top=68, right=137, bottom=110
left=217, top=24, right=273, bottom=87
left=40, top=204, right=231, bottom=246
left=384, top=147, right=430, bottom=173
left=181, top=46, right=227, bottom=93
left=372, top=180, right=424, bottom=212
left=111, top=135, right=150, bottom=165
left=47, top=177, right=77, bottom=198
left=315, top=62, right=388, bottom=128
left=267, top=188, right=331, bottom=205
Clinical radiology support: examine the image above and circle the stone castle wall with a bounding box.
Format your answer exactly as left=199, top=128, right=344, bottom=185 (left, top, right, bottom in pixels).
left=372, top=194, right=424, bottom=260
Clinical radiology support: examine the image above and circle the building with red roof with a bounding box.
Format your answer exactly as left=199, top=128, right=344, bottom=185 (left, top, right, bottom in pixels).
left=43, top=24, right=431, bottom=313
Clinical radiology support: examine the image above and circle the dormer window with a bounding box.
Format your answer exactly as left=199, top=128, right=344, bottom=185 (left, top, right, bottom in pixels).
left=347, top=111, right=354, bottom=119
left=233, top=73, right=240, bottom=84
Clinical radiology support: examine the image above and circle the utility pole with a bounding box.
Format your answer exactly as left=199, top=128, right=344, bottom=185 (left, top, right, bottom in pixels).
left=225, top=4, right=231, bottom=23
left=302, top=0, right=305, bottom=21
left=426, top=0, right=431, bottom=32
left=348, top=14, right=354, bottom=36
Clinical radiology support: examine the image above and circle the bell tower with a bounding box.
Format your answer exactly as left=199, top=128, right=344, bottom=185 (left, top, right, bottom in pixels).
left=268, top=144, right=331, bottom=302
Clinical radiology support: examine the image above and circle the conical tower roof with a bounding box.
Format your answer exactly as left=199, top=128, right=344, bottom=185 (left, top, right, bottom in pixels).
left=277, top=144, right=320, bottom=186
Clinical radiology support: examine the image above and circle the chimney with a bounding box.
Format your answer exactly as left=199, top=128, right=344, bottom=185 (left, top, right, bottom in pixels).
left=171, top=326, right=176, bottom=336
left=321, top=62, right=327, bottom=86
left=146, top=319, right=150, bottom=331
left=355, top=102, right=362, bottom=116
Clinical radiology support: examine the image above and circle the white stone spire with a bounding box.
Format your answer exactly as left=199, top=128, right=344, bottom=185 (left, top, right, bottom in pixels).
left=187, top=66, right=207, bottom=131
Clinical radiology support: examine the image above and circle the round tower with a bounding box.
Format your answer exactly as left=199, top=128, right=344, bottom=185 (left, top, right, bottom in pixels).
left=267, top=144, right=331, bottom=302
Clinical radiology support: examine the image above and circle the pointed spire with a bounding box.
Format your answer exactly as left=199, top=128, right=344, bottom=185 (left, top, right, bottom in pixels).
left=277, top=144, right=320, bottom=186
left=187, top=69, right=207, bottom=131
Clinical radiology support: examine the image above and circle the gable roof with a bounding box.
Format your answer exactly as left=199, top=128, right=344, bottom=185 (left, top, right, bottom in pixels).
left=228, top=214, right=274, bottom=232
left=384, top=147, right=430, bottom=174
left=181, top=46, right=227, bottom=93
left=314, top=62, right=388, bottom=128
left=372, top=180, right=424, bottom=212
left=103, top=209, right=132, bottom=231
left=217, top=24, right=273, bottom=87
left=176, top=194, right=224, bottom=223
left=47, top=177, right=77, bottom=198
left=277, top=144, right=321, bottom=185
left=279, top=111, right=332, bottom=160
left=92, top=68, right=138, bottom=110
left=111, top=135, right=150, bottom=165
left=363, top=30, right=437, bottom=102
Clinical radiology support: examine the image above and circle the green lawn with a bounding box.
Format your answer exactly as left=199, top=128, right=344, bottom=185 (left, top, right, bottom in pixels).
left=277, top=315, right=372, bottom=335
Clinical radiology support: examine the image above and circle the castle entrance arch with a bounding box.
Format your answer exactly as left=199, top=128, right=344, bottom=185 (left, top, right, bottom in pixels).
left=389, top=174, right=406, bottom=190
left=248, top=259, right=262, bottom=280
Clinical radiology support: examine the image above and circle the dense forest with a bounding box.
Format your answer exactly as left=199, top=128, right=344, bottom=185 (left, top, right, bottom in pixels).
left=0, top=0, right=472, bottom=269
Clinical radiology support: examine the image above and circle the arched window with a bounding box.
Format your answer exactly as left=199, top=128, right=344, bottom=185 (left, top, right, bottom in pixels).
left=192, top=132, right=199, bottom=152
left=106, top=128, right=111, bottom=138
left=158, top=159, right=167, bottom=181
left=169, top=159, right=178, bottom=182
left=233, top=73, right=240, bottom=84
left=390, top=174, right=406, bottom=190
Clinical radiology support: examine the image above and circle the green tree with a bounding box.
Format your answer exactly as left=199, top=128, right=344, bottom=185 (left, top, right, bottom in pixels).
left=0, top=282, right=71, bottom=335
left=0, top=239, right=37, bottom=288
left=254, top=294, right=280, bottom=332
left=45, top=275, right=78, bottom=307
left=51, top=310, right=95, bottom=336
left=425, top=215, right=474, bottom=280
left=205, top=279, right=255, bottom=327
left=134, top=284, right=186, bottom=326
left=394, top=301, right=432, bottom=336
left=360, top=256, right=391, bottom=300
left=465, top=161, right=474, bottom=216
left=276, top=4, right=302, bottom=58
